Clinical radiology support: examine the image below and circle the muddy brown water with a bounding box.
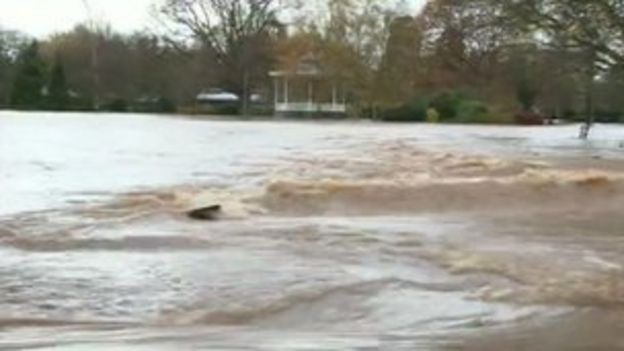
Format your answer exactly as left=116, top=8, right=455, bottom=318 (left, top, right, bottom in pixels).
left=1, top=112, right=624, bottom=350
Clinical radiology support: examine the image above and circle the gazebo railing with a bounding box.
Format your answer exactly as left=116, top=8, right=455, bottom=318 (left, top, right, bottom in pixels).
left=275, top=103, right=346, bottom=113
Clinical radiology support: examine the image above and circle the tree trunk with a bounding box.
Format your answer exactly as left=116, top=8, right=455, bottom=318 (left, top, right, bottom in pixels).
left=242, top=69, right=250, bottom=116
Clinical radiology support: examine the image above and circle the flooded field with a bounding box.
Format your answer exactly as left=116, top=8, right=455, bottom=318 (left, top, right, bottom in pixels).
left=1, top=112, right=624, bottom=350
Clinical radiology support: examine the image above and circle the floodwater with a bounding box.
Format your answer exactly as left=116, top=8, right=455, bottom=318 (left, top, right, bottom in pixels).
left=1, top=112, right=624, bottom=350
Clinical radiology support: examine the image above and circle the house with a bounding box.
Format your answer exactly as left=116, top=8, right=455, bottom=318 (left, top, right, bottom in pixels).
left=269, top=54, right=347, bottom=118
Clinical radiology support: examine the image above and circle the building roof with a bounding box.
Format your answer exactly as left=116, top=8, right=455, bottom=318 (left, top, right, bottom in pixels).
left=270, top=53, right=323, bottom=77
left=196, top=89, right=239, bottom=102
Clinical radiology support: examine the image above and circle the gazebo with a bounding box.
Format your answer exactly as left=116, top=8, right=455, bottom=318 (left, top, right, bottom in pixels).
left=269, top=55, right=347, bottom=118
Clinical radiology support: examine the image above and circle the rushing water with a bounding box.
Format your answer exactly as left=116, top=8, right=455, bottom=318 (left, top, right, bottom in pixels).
left=1, top=112, right=624, bottom=350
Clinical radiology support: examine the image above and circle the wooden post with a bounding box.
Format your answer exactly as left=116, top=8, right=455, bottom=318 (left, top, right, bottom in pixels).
left=307, top=81, right=313, bottom=110
left=580, top=49, right=597, bottom=140
left=284, top=77, right=289, bottom=105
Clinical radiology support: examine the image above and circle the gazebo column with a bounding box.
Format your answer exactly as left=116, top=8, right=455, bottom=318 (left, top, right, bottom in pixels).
left=273, top=77, right=279, bottom=107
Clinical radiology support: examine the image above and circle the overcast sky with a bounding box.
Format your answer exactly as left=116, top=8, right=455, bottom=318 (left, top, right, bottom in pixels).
left=0, top=0, right=155, bottom=37
left=0, top=0, right=426, bottom=38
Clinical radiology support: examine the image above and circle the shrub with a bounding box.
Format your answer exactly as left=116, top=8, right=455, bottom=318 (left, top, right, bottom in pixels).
left=594, top=109, right=622, bottom=123
left=378, top=91, right=510, bottom=124
left=453, top=100, right=491, bottom=123
left=67, top=95, right=96, bottom=111
left=157, top=97, right=177, bottom=113
left=379, top=97, right=428, bottom=122
left=426, top=107, right=440, bottom=123
left=102, top=98, right=128, bottom=112
left=430, top=91, right=465, bottom=120
left=195, top=102, right=240, bottom=115
left=134, top=97, right=177, bottom=113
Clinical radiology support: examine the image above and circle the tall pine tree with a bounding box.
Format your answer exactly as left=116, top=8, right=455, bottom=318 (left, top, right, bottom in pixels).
left=10, top=41, right=46, bottom=110
left=48, top=55, right=69, bottom=110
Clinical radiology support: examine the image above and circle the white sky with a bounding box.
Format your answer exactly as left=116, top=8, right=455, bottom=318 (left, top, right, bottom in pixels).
left=0, top=0, right=155, bottom=37
left=0, top=0, right=426, bottom=38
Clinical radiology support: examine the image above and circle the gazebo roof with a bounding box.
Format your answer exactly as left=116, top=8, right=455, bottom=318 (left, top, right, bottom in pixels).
left=270, top=53, right=324, bottom=77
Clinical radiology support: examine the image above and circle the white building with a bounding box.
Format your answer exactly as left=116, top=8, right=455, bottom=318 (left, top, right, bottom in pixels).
left=269, top=55, right=347, bottom=117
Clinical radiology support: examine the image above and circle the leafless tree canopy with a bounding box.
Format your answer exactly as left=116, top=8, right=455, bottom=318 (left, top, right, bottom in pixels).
left=494, top=0, right=624, bottom=69
left=156, top=0, right=291, bottom=105
left=157, top=0, right=283, bottom=63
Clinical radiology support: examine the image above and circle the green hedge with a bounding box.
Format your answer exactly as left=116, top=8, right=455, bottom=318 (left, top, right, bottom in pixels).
left=379, top=97, right=428, bottom=122
left=430, top=91, right=465, bottom=120
left=453, top=100, right=491, bottom=123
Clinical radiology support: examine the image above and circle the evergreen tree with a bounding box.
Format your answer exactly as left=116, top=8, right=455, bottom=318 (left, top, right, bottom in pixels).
left=0, top=34, right=12, bottom=107
left=47, top=55, right=69, bottom=110
left=377, top=16, right=420, bottom=105
left=10, top=41, right=46, bottom=110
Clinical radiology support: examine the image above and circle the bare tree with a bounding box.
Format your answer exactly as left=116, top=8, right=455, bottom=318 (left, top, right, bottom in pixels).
left=419, top=0, right=513, bottom=91
left=156, top=0, right=288, bottom=114
left=496, top=0, right=624, bottom=69
left=490, top=0, right=624, bottom=138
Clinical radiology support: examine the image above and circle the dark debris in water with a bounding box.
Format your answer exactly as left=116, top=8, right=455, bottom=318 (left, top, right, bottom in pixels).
left=187, top=205, right=222, bottom=221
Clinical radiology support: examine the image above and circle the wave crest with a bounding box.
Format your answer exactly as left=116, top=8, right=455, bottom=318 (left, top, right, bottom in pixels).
left=257, top=168, right=623, bottom=216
